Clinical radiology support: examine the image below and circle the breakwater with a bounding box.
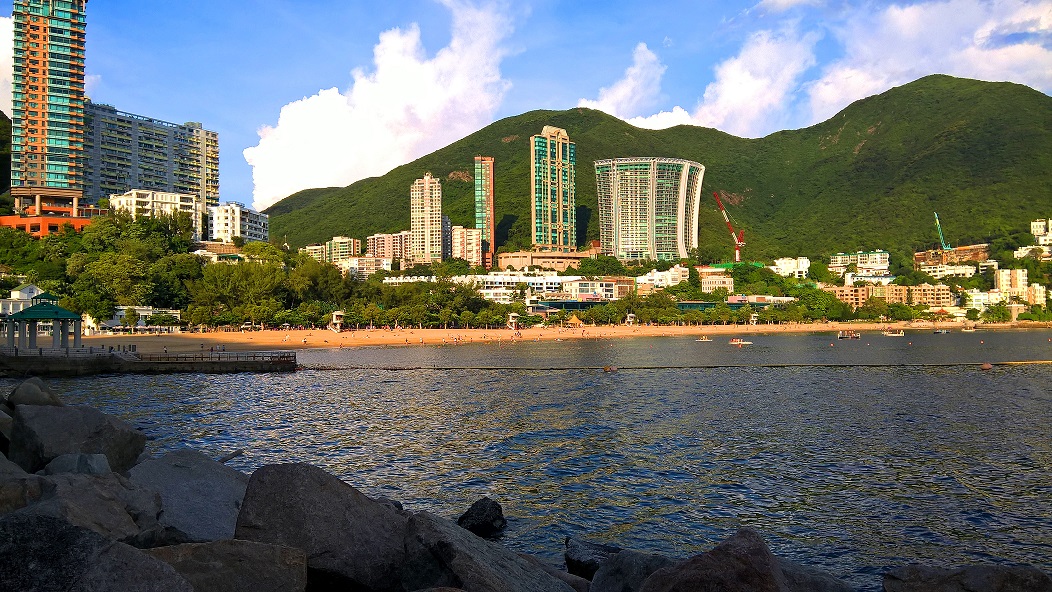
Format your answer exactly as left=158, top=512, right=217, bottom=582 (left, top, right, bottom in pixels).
left=0, top=346, right=296, bottom=377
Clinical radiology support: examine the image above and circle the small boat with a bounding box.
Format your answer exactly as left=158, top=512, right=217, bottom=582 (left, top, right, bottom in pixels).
left=882, top=329, right=905, bottom=337
left=729, top=338, right=752, bottom=346
left=696, top=336, right=713, bottom=342
left=933, top=329, right=951, bottom=334
left=837, top=330, right=861, bottom=339
left=961, top=327, right=976, bottom=333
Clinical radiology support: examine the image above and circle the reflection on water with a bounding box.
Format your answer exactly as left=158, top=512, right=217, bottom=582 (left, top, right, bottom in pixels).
left=10, top=333, right=1052, bottom=592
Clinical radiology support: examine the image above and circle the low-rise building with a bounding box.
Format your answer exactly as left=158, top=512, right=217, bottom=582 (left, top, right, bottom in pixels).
left=700, top=275, right=734, bottom=294
left=635, top=265, right=691, bottom=290
left=918, top=264, right=978, bottom=279
left=829, top=250, right=890, bottom=277
left=302, top=236, right=362, bottom=264
left=824, top=283, right=956, bottom=309
left=497, top=247, right=600, bottom=272
left=335, top=257, right=393, bottom=279
left=210, top=203, right=269, bottom=243
left=367, top=231, right=412, bottom=264
left=110, top=189, right=207, bottom=241
left=769, top=257, right=810, bottom=279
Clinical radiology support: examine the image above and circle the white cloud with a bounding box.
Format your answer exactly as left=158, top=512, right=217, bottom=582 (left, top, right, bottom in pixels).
left=244, top=0, right=512, bottom=211
left=807, top=0, right=1052, bottom=122
left=0, top=17, right=13, bottom=116
left=578, top=43, right=667, bottom=118
left=590, top=27, right=818, bottom=137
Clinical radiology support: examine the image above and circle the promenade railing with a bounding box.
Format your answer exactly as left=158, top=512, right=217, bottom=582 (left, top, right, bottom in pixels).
left=135, top=351, right=297, bottom=363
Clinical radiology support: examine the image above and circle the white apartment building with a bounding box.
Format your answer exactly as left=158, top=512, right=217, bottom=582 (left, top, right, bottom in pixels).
left=1014, top=245, right=1052, bottom=259
left=635, top=265, right=691, bottom=289
left=410, top=173, right=443, bottom=265
left=1031, top=219, right=1052, bottom=246
left=828, top=250, right=890, bottom=277
left=450, top=226, right=483, bottom=267
left=701, top=275, right=734, bottom=293
left=919, top=264, right=978, bottom=279
left=210, top=203, right=269, bottom=244
left=769, top=257, right=810, bottom=279
left=110, top=189, right=207, bottom=241
left=336, top=257, right=393, bottom=280
left=384, top=271, right=583, bottom=295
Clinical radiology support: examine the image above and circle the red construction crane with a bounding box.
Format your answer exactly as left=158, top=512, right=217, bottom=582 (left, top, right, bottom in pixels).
left=713, top=191, right=745, bottom=263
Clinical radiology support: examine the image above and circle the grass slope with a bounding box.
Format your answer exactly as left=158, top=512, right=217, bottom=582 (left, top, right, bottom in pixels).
left=267, top=75, right=1052, bottom=262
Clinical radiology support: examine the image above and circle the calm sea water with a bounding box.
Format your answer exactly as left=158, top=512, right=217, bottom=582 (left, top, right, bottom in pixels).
left=6, top=329, right=1051, bottom=591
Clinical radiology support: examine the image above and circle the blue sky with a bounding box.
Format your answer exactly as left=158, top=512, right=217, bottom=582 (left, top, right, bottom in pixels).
left=1, top=0, right=1050, bottom=211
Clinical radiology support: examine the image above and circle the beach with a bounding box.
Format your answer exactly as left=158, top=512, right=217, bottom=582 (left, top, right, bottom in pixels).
left=79, top=320, right=996, bottom=354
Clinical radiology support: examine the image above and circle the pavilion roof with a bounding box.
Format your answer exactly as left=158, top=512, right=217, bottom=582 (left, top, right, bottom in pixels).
left=9, top=302, right=82, bottom=321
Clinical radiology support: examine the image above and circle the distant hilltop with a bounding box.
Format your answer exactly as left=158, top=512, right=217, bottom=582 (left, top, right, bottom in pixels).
left=265, top=74, right=1052, bottom=263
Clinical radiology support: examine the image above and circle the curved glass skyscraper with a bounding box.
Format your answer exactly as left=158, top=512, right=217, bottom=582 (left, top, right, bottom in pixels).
left=594, top=157, right=705, bottom=262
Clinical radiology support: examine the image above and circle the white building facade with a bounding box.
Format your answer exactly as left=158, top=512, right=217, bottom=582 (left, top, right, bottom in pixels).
left=210, top=203, right=269, bottom=243
left=110, top=189, right=207, bottom=241
left=828, top=250, right=891, bottom=277
left=410, top=173, right=443, bottom=265
left=769, top=257, right=810, bottom=279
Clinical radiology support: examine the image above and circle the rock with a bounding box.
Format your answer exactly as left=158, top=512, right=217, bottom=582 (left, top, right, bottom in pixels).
left=639, top=528, right=788, bottom=592
left=519, top=552, right=592, bottom=592
left=884, top=564, right=1052, bottom=592
left=44, top=452, right=112, bottom=475
left=14, top=472, right=165, bottom=544
left=566, top=536, right=624, bottom=579
left=129, top=448, right=248, bottom=542
left=0, top=471, right=46, bottom=515
left=0, top=513, right=192, bottom=592
left=235, top=463, right=408, bottom=590
left=377, top=495, right=405, bottom=511
left=0, top=453, right=26, bottom=476
left=401, top=510, right=576, bottom=592
left=6, top=376, right=63, bottom=408
left=9, top=404, right=146, bottom=473
left=592, top=550, right=677, bottom=592
left=457, top=495, right=507, bottom=537
left=0, top=408, right=11, bottom=456
left=145, top=540, right=307, bottom=592
left=779, top=559, right=853, bottom=592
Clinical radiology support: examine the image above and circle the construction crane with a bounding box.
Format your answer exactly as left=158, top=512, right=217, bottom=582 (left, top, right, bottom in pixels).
left=713, top=191, right=746, bottom=263
left=934, top=212, right=951, bottom=250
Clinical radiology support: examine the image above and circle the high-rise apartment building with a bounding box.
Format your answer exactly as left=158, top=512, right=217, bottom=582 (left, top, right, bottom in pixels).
left=301, top=236, right=361, bottom=264
left=109, top=189, right=207, bottom=241
left=474, top=155, right=495, bottom=267
left=210, top=203, right=268, bottom=244
left=594, top=158, right=705, bottom=262
left=409, top=173, right=443, bottom=265
left=530, top=126, right=576, bottom=252
left=450, top=226, right=483, bottom=268
left=11, top=0, right=88, bottom=213
left=84, top=101, right=220, bottom=206
left=366, top=231, right=411, bottom=264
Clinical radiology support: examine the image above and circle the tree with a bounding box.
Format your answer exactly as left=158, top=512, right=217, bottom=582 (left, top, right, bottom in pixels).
left=121, top=307, right=139, bottom=328
left=232, top=236, right=246, bottom=248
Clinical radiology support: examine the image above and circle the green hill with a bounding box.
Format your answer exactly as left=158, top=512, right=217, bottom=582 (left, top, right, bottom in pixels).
left=266, top=75, right=1052, bottom=262
left=0, top=111, right=10, bottom=214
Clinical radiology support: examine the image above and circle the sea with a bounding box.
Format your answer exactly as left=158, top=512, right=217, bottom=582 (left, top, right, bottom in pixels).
left=5, top=328, right=1051, bottom=591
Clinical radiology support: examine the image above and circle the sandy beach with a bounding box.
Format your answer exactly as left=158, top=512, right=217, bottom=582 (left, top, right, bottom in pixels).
left=78, top=319, right=1000, bottom=354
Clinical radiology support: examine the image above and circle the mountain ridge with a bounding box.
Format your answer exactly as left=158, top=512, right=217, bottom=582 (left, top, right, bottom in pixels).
left=266, top=75, right=1052, bottom=262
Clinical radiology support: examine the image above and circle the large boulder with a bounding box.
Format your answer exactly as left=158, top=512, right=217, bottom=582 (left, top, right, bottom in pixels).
left=592, top=550, right=678, bottom=592
left=0, top=513, right=192, bottom=592
left=457, top=496, right=507, bottom=537
left=9, top=404, right=146, bottom=473
left=0, top=407, right=11, bottom=456
left=0, top=471, right=46, bottom=515
left=44, top=453, right=112, bottom=475
left=0, top=452, right=26, bottom=476
left=5, top=376, right=63, bottom=409
left=145, top=540, right=307, bottom=592
left=129, top=448, right=248, bottom=542
left=779, top=559, right=853, bottom=592
left=235, top=463, right=408, bottom=590
left=566, top=536, right=623, bottom=579
left=13, top=472, right=165, bottom=544
left=401, top=510, right=576, bottom=592
left=639, top=528, right=788, bottom=592
left=518, top=552, right=591, bottom=592
left=884, top=564, right=1052, bottom=592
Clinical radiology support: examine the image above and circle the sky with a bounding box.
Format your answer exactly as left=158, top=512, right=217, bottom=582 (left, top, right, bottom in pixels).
left=1, top=0, right=1050, bottom=212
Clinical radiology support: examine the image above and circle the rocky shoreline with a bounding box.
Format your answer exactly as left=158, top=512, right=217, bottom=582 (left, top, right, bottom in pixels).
left=1, top=377, right=1049, bottom=592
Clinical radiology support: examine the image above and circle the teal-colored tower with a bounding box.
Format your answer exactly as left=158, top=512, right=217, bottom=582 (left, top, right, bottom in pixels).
left=530, top=126, right=576, bottom=252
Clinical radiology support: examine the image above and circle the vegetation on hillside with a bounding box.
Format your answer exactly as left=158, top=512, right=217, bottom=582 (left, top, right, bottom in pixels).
left=266, top=75, right=1052, bottom=267
left=0, top=110, right=11, bottom=214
